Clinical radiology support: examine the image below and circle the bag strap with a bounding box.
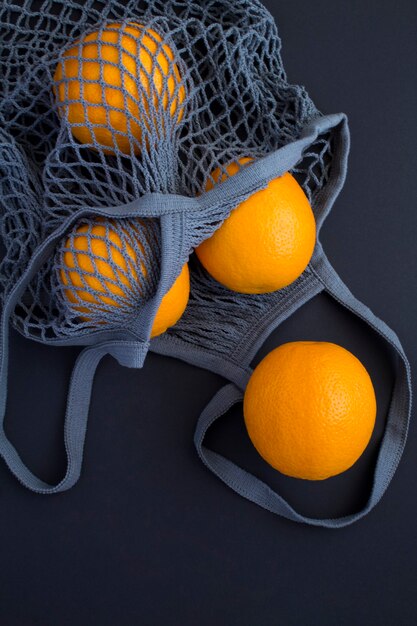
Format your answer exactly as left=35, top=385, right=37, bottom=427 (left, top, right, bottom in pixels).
left=194, top=252, right=412, bottom=527
left=0, top=340, right=107, bottom=493
left=0, top=296, right=150, bottom=493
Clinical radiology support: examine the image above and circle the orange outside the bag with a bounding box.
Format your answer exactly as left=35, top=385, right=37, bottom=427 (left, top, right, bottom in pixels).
left=243, top=341, right=377, bottom=480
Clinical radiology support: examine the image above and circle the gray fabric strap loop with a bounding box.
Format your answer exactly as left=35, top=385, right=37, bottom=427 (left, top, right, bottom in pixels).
left=311, top=244, right=412, bottom=504
left=0, top=316, right=148, bottom=491
left=0, top=342, right=107, bottom=493
left=1, top=265, right=149, bottom=491
left=194, top=333, right=411, bottom=528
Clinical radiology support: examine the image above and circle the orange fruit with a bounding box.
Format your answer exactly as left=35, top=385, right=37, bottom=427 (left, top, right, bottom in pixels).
left=150, top=264, right=190, bottom=338
left=59, top=219, right=190, bottom=338
left=195, top=159, right=316, bottom=294
left=243, top=342, right=377, bottom=480
left=53, top=22, right=185, bottom=154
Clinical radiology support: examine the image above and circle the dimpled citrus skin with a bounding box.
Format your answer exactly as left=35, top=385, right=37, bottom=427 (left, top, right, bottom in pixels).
left=195, top=161, right=316, bottom=294
left=53, top=22, right=185, bottom=154
left=60, top=221, right=190, bottom=338
left=150, top=263, right=190, bottom=337
left=243, top=342, right=377, bottom=480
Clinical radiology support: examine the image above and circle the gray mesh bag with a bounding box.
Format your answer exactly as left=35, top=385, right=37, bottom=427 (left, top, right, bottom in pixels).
left=0, top=0, right=411, bottom=527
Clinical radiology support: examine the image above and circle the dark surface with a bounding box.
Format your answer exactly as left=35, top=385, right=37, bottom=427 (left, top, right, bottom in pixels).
left=1, top=1, right=417, bottom=624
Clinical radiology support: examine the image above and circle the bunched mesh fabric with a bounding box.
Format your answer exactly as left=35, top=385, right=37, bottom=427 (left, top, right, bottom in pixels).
left=0, top=0, right=328, bottom=349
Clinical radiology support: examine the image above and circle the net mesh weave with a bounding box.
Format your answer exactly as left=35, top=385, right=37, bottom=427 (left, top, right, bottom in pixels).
left=0, top=0, right=332, bottom=354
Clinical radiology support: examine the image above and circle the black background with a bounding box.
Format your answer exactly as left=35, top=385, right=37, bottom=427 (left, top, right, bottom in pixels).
left=1, top=1, right=417, bottom=624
